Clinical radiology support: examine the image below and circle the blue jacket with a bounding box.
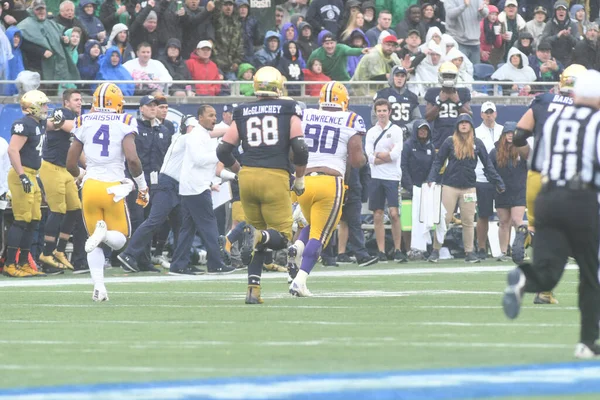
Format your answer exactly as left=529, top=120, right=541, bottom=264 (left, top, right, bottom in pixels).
left=96, top=46, right=134, bottom=96
left=427, top=115, right=505, bottom=190
left=401, top=119, right=435, bottom=193
left=5, top=27, right=24, bottom=96
left=252, top=30, right=281, bottom=68
left=79, top=0, right=106, bottom=44
left=77, top=39, right=102, bottom=85
left=135, top=118, right=173, bottom=181
left=346, top=29, right=369, bottom=78
left=240, top=10, right=261, bottom=64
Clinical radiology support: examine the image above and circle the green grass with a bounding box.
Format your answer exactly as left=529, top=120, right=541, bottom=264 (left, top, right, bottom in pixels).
left=0, top=260, right=588, bottom=397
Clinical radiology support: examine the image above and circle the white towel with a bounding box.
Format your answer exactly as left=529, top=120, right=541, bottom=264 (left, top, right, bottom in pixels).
left=107, top=179, right=134, bottom=202
left=410, top=186, right=432, bottom=252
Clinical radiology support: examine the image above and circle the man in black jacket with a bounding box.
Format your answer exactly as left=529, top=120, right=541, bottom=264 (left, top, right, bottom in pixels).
left=576, top=23, right=599, bottom=69
left=540, top=0, right=579, bottom=67
left=306, top=0, right=343, bottom=37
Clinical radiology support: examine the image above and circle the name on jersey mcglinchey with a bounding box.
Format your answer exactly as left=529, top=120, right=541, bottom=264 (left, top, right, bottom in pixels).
left=242, top=105, right=283, bottom=116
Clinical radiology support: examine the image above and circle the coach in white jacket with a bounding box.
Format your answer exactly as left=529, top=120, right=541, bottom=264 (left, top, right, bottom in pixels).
left=366, top=98, right=407, bottom=263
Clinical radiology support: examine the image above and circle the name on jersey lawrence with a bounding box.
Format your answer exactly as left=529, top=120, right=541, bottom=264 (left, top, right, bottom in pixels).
left=303, top=113, right=345, bottom=125
left=242, top=105, right=282, bottom=116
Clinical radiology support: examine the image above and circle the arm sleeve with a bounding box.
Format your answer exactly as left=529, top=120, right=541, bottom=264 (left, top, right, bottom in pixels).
left=389, top=128, right=403, bottom=162
left=365, top=130, right=376, bottom=165
left=445, top=1, right=467, bottom=19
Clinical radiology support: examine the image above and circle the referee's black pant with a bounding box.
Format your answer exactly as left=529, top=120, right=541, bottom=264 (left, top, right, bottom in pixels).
left=519, top=187, right=600, bottom=345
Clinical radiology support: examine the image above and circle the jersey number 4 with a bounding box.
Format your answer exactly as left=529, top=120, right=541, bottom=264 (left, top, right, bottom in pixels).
left=93, top=124, right=110, bottom=157
left=246, top=116, right=279, bottom=147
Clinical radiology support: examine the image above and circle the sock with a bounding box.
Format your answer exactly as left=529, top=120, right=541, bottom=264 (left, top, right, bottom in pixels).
left=298, top=225, right=310, bottom=245
left=56, top=238, right=69, bottom=253
left=248, top=249, right=266, bottom=286
left=299, top=239, right=322, bottom=275
left=18, top=222, right=37, bottom=265
left=260, top=229, right=287, bottom=250
left=43, top=212, right=62, bottom=257
left=295, top=269, right=309, bottom=285
left=43, top=239, right=57, bottom=257
left=87, top=247, right=105, bottom=289
left=103, top=231, right=127, bottom=251
left=19, top=249, right=30, bottom=265
left=54, top=210, right=77, bottom=254
left=264, top=249, right=273, bottom=265
left=227, top=222, right=247, bottom=245
left=5, top=222, right=26, bottom=265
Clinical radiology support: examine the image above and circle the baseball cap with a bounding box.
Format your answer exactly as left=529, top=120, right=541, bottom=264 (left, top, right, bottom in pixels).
left=505, top=0, right=518, bottom=7
left=533, top=6, right=547, bottom=14
left=537, top=40, right=552, bottom=51
left=407, top=29, right=421, bottom=38
left=32, top=0, right=46, bottom=9
left=321, top=33, right=335, bottom=43
left=382, top=35, right=399, bottom=44
left=197, top=40, right=212, bottom=49
left=554, top=0, right=568, bottom=10
left=481, top=101, right=496, bottom=113
left=223, top=104, right=236, bottom=113
left=393, top=66, right=408, bottom=75
left=223, top=0, right=235, bottom=4
left=139, top=95, right=158, bottom=107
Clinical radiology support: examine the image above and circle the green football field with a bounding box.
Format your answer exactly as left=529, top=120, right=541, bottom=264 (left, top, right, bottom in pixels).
left=0, top=260, right=599, bottom=399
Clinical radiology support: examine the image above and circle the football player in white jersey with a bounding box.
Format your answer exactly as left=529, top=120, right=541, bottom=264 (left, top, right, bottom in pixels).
left=288, top=81, right=367, bottom=297
left=65, top=83, right=149, bottom=302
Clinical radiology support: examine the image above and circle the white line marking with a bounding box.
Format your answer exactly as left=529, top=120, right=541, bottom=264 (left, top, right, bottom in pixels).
left=412, top=322, right=579, bottom=327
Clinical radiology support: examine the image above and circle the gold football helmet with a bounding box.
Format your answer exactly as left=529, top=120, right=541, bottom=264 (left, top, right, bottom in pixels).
left=438, top=61, right=459, bottom=88
left=253, top=66, right=284, bottom=97
left=93, top=82, right=124, bottom=113
left=319, top=81, right=349, bottom=111
left=559, top=64, right=587, bottom=94
left=20, top=90, right=49, bottom=120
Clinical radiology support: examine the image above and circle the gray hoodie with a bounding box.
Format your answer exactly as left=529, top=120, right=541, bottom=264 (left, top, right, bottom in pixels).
left=445, top=0, right=489, bottom=46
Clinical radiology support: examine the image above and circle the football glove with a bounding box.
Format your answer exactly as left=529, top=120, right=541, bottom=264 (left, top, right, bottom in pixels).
left=292, top=176, right=305, bottom=196
left=136, top=188, right=150, bottom=208
left=19, top=174, right=32, bottom=193
left=51, top=109, right=65, bottom=128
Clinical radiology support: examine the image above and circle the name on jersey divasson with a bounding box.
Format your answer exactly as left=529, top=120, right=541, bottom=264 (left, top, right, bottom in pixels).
left=83, top=114, right=124, bottom=121
left=242, top=105, right=282, bottom=116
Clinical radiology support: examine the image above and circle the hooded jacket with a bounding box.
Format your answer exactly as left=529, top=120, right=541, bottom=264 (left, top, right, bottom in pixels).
left=372, top=65, right=421, bottom=128
left=96, top=46, right=134, bottom=95
left=491, top=47, right=536, bottom=86
left=276, top=40, right=304, bottom=96
left=211, top=0, right=244, bottom=73
left=239, top=4, right=261, bottom=63
left=185, top=50, right=221, bottom=96
left=4, top=26, right=24, bottom=96
left=237, top=62, right=255, bottom=96
left=296, top=22, right=316, bottom=60
left=79, top=0, right=106, bottom=43
left=444, top=47, right=473, bottom=89
left=412, top=40, right=444, bottom=96
left=479, top=6, right=503, bottom=59
left=280, top=22, right=299, bottom=44
left=77, top=39, right=102, bottom=84
left=180, top=2, right=215, bottom=59
left=104, top=23, right=135, bottom=63
left=540, top=1, right=579, bottom=66
left=129, top=5, right=163, bottom=59
left=514, top=31, right=534, bottom=57
left=427, top=114, right=504, bottom=190
left=252, top=30, right=281, bottom=68
left=351, top=43, right=402, bottom=96
left=401, top=119, right=435, bottom=192
left=345, top=29, right=369, bottom=78
left=570, top=4, right=587, bottom=40
left=158, top=38, right=192, bottom=94
left=445, top=0, right=488, bottom=46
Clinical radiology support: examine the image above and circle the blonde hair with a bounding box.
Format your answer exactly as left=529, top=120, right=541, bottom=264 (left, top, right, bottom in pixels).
left=452, top=125, right=475, bottom=160
left=341, top=12, right=364, bottom=43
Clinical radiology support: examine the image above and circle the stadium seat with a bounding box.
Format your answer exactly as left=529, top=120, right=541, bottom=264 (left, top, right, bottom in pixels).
left=473, top=63, right=496, bottom=95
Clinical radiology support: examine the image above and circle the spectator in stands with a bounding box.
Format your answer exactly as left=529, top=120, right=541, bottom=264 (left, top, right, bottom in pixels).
left=345, top=29, right=369, bottom=78
left=571, top=4, right=588, bottom=40
left=445, top=47, right=473, bottom=88
left=211, top=0, right=244, bottom=81
left=237, top=0, right=261, bottom=64
left=276, top=40, right=303, bottom=96
left=1, top=0, right=23, bottom=27
left=185, top=40, right=221, bottom=96
left=156, top=0, right=187, bottom=51
left=297, top=22, right=316, bottom=60
left=100, top=0, right=134, bottom=35
left=307, top=30, right=367, bottom=81
left=290, top=14, right=303, bottom=29
left=351, top=35, right=404, bottom=96
left=302, top=58, right=330, bottom=96
left=306, top=0, right=343, bottom=37
left=158, top=38, right=194, bottom=97
left=528, top=40, right=563, bottom=92
left=64, top=27, right=81, bottom=66
left=540, top=0, right=578, bottom=66
left=426, top=114, right=504, bottom=263
left=361, top=1, right=376, bottom=32
left=489, top=122, right=527, bottom=262
left=18, top=0, right=80, bottom=84
left=340, top=10, right=365, bottom=43
left=498, top=0, right=527, bottom=61
left=275, top=6, right=286, bottom=33
left=77, top=39, right=102, bottom=94
left=445, top=0, right=488, bottom=65
left=412, top=40, right=444, bottom=96
left=181, top=0, right=215, bottom=60
left=339, top=0, right=361, bottom=33
left=401, top=119, right=435, bottom=260
left=474, top=101, right=503, bottom=260
left=526, top=6, right=547, bottom=50
left=398, top=29, right=424, bottom=71
left=4, top=27, right=24, bottom=96
left=55, top=1, right=88, bottom=53
left=252, top=30, right=280, bottom=68
left=375, top=0, right=417, bottom=27
left=97, top=46, right=134, bottom=95
left=492, top=47, right=536, bottom=96
left=421, top=26, right=443, bottom=51
left=420, top=2, right=445, bottom=34
left=237, top=62, right=255, bottom=95
left=396, top=5, right=425, bottom=42
left=283, top=0, right=308, bottom=18
left=480, top=5, right=503, bottom=64
left=281, top=21, right=298, bottom=45
left=442, top=34, right=473, bottom=78
left=365, top=10, right=396, bottom=48
left=514, top=31, right=535, bottom=57
left=130, top=4, right=162, bottom=59
left=578, top=23, right=599, bottom=69
left=124, top=42, right=173, bottom=95
left=104, top=23, right=135, bottom=63
left=79, top=0, right=106, bottom=45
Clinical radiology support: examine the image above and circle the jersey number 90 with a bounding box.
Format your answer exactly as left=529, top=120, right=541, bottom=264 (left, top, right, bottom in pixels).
left=246, top=116, right=280, bottom=147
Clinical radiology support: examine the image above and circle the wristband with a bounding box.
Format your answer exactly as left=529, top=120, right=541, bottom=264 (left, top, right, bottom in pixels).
left=435, top=96, right=442, bottom=107
left=133, top=173, right=148, bottom=191
left=457, top=102, right=463, bottom=109
left=220, top=169, right=237, bottom=181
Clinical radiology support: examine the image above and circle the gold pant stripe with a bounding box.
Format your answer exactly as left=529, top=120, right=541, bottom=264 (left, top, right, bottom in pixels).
left=320, top=176, right=344, bottom=243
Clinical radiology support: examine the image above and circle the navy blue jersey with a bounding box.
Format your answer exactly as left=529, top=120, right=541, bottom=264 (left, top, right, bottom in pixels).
left=233, top=98, right=303, bottom=172
left=373, top=88, right=420, bottom=128
left=11, top=115, right=45, bottom=170
left=43, top=108, right=77, bottom=167
left=529, top=92, right=574, bottom=172
left=424, top=87, right=471, bottom=149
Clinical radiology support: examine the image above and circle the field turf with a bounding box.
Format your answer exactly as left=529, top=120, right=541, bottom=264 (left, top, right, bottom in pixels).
left=0, top=260, right=598, bottom=399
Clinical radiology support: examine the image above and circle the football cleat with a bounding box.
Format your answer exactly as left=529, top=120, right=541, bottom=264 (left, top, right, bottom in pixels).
left=19, top=263, right=47, bottom=277
left=53, top=250, right=74, bottom=270
left=39, top=254, right=67, bottom=270
left=85, top=220, right=107, bottom=253
left=245, top=284, right=264, bottom=304
left=2, top=264, right=34, bottom=278
left=92, top=287, right=109, bottom=302
left=512, top=225, right=531, bottom=265
left=575, top=343, right=600, bottom=359
left=286, top=242, right=304, bottom=281
left=503, top=268, right=526, bottom=319
left=240, top=225, right=260, bottom=266
left=534, top=291, right=559, bottom=304
left=218, top=235, right=232, bottom=266
left=289, top=280, right=313, bottom=297
left=151, top=254, right=171, bottom=269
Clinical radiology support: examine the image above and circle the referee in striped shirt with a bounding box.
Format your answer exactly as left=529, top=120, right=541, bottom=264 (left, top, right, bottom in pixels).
left=503, top=69, right=600, bottom=359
